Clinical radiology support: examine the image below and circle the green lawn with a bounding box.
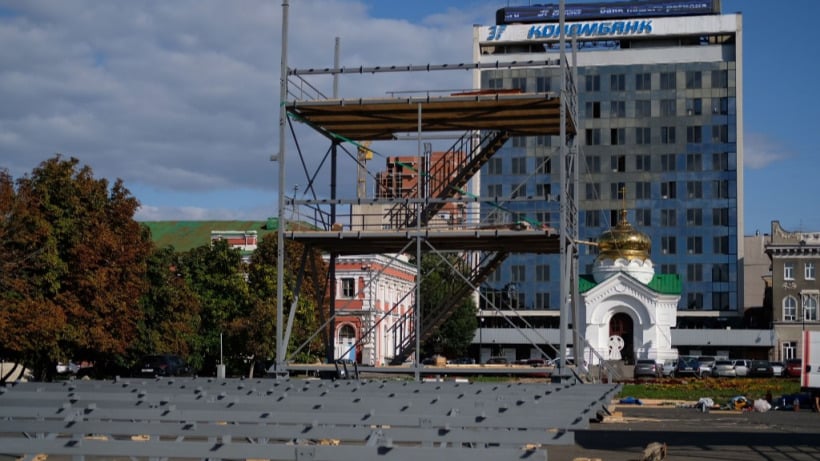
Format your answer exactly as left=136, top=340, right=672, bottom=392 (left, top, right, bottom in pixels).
left=618, top=377, right=801, bottom=403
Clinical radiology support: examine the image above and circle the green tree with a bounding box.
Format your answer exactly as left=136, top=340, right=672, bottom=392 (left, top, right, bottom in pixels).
left=418, top=253, right=478, bottom=358
left=243, top=236, right=327, bottom=375
left=135, top=246, right=201, bottom=360
left=0, top=156, right=153, bottom=380
left=179, top=239, right=250, bottom=374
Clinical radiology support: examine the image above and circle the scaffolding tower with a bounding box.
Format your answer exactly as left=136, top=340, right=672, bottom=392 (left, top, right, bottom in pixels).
left=274, top=1, right=579, bottom=379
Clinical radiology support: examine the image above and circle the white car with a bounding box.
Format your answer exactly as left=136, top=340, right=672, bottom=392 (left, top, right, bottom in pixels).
left=733, top=359, right=751, bottom=377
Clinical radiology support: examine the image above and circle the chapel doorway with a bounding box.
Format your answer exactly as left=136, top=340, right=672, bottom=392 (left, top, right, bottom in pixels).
left=609, top=313, right=635, bottom=364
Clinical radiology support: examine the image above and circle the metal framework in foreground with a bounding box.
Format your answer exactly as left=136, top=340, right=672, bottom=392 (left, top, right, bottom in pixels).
left=273, top=0, right=580, bottom=376
left=0, top=377, right=620, bottom=460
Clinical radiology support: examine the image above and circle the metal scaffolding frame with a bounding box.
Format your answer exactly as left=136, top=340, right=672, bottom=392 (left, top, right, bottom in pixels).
left=273, top=1, right=580, bottom=378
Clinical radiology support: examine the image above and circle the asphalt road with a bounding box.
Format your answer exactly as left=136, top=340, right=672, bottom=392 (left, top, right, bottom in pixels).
left=550, top=404, right=820, bottom=461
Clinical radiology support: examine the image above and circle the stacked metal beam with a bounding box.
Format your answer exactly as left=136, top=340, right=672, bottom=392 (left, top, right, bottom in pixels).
left=0, top=378, right=620, bottom=460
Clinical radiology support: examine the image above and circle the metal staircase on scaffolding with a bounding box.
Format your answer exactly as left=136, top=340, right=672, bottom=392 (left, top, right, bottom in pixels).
left=389, top=251, right=509, bottom=365
left=387, top=129, right=510, bottom=230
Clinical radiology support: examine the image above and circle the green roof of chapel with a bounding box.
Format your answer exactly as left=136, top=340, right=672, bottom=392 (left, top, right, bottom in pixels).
left=579, top=273, right=682, bottom=295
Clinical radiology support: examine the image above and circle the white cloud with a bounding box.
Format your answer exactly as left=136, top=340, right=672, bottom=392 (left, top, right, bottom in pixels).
left=0, top=0, right=477, bottom=217
left=743, top=132, right=793, bottom=169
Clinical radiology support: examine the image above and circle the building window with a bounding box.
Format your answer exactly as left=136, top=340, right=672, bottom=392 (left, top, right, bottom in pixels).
left=488, top=77, right=503, bottom=89
left=712, top=152, right=729, bottom=171
left=661, top=154, right=676, bottom=171
left=661, top=209, right=676, bottom=227
left=635, top=72, right=651, bottom=90
left=536, top=264, right=550, bottom=282
left=785, top=262, right=795, bottom=281
left=686, top=153, right=702, bottom=172
left=487, top=157, right=502, bottom=175
left=610, top=73, right=626, bottom=91
left=660, top=71, right=676, bottom=90
left=635, top=100, right=651, bottom=117
left=661, top=181, right=676, bottom=199
left=585, top=183, right=601, bottom=200
left=713, top=180, right=729, bottom=199
left=512, top=136, right=526, bottom=148
left=660, top=99, right=676, bottom=117
left=536, top=76, right=551, bottom=92
left=585, top=74, right=600, bottom=91
left=341, top=278, right=355, bottom=298
left=487, top=184, right=502, bottom=197
left=636, top=154, right=651, bottom=171
left=714, top=97, right=730, bottom=115
left=714, top=235, right=730, bottom=254
left=511, top=77, right=527, bottom=91
left=687, top=236, right=703, bottom=255
left=687, top=264, right=703, bottom=282
left=611, top=154, right=626, bottom=172
left=713, top=208, right=729, bottom=226
left=636, top=181, right=651, bottom=199
left=610, top=128, right=626, bottom=145
left=687, top=292, right=704, bottom=309
left=611, top=182, right=626, bottom=200
left=536, top=135, right=551, bottom=146
left=712, top=69, right=728, bottom=88
left=585, top=128, right=601, bottom=145
left=584, top=155, right=600, bottom=173
left=806, top=262, right=816, bottom=280
left=661, top=263, right=677, bottom=275
left=511, top=157, right=527, bottom=174
left=686, top=98, right=702, bottom=115
left=635, top=127, right=651, bottom=145
left=585, top=210, right=601, bottom=227
left=610, top=100, right=626, bottom=118
left=782, top=341, right=797, bottom=360
left=535, top=292, right=550, bottom=309
left=783, top=296, right=797, bottom=321
left=803, top=294, right=819, bottom=321
left=661, top=236, right=677, bottom=255
left=686, top=125, right=702, bottom=143
left=511, top=265, right=526, bottom=282
left=661, top=126, right=676, bottom=144
left=536, top=157, right=551, bottom=174
left=586, top=101, right=601, bottom=119
left=712, top=125, right=729, bottom=143
left=635, top=208, right=651, bottom=226
left=712, top=263, right=729, bottom=282
left=712, top=292, right=730, bottom=310
left=687, top=181, right=703, bottom=199
left=511, top=184, right=526, bottom=198
left=685, top=70, right=702, bottom=89
left=536, top=183, right=551, bottom=199
left=687, top=208, right=702, bottom=226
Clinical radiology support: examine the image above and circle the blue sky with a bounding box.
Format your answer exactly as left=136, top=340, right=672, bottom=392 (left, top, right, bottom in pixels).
left=1, top=0, right=818, bottom=235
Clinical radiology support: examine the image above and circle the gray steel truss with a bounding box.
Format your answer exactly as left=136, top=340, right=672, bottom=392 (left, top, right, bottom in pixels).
left=0, top=378, right=620, bottom=460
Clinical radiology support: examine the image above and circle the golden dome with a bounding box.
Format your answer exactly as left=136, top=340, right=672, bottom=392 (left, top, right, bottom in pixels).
left=595, top=209, right=651, bottom=262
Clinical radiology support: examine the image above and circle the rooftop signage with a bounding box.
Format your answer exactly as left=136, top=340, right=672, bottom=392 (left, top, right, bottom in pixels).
left=496, top=0, right=719, bottom=24
left=485, top=19, right=652, bottom=42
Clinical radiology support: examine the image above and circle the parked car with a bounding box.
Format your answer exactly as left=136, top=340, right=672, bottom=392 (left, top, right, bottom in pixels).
left=770, top=361, right=785, bottom=377
left=133, top=354, right=192, bottom=378
left=785, top=358, right=803, bottom=378
left=697, top=356, right=716, bottom=377
left=732, top=359, right=751, bottom=377
left=748, top=360, right=774, bottom=378
left=674, top=356, right=700, bottom=377
left=447, top=357, right=476, bottom=365
left=661, top=360, right=676, bottom=377
left=711, top=359, right=737, bottom=378
left=485, top=356, right=509, bottom=365
left=634, top=359, right=661, bottom=379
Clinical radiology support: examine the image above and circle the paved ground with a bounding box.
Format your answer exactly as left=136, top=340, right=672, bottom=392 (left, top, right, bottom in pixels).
left=549, top=403, right=820, bottom=460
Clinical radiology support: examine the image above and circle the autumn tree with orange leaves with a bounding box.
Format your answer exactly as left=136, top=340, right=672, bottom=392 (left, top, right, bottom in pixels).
left=0, top=156, right=154, bottom=381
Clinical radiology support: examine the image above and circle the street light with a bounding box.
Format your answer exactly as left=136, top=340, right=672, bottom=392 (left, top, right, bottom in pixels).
left=479, top=316, right=484, bottom=364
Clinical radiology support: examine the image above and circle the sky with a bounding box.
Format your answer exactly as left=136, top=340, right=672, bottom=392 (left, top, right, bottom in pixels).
left=0, top=0, right=818, bottom=236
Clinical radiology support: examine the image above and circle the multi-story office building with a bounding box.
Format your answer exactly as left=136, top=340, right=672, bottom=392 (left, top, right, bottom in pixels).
left=473, top=0, right=742, bottom=325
